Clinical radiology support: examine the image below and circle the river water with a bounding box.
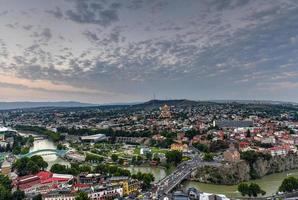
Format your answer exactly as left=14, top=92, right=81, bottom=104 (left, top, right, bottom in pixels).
left=29, top=139, right=70, bottom=169
left=20, top=132, right=298, bottom=197
left=183, top=169, right=298, bottom=198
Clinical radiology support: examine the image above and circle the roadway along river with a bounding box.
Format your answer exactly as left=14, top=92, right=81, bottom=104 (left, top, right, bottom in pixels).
left=20, top=133, right=298, bottom=198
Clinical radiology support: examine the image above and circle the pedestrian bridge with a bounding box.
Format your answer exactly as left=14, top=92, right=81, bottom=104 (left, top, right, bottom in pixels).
left=18, top=149, right=68, bottom=158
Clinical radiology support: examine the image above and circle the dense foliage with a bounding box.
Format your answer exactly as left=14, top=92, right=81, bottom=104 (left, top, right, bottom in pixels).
left=203, top=153, right=214, bottom=161
left=75, top=191, right=90, bottom=200
left=85, top=153, right=104, bottom=163
left=279, top=177, right=298, bottom=192
left=0, top=174, right=25, bottom=200
left=165, top=150, right=182, bottom=165
left=131, top=172, right=155, bottom=189
left=14, top=156, right=48, bottom=176
left=0, top=133, right=34, bottom=155
left=15, top=125, right=62, bottom=142
left=50, top=163, right=91, bottom=176
left=238, top=183, right=266, bottom=197
left=240, top=151, right=272, bottom=164
left=57, top=127, right=151, bottom=138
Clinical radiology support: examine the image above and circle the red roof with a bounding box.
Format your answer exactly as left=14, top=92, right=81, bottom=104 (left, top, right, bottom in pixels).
left=74, top=183, right=90, bottom=188
left=41, top=177, right=70, bottom=184
left=239, top=141, right=249, bottom=148
left=36, top=171, right=53, bottom=181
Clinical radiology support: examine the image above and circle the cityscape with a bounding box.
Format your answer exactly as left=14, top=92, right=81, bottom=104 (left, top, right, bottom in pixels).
left=1, top=0, right=298, bottom=200
left=1, top=100, right=298, bottom=199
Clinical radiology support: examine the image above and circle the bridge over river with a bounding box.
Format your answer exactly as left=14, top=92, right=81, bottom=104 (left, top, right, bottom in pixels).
left=153, top=155, right=221, bottom=198
left=18, top=149, right=68, bottom=158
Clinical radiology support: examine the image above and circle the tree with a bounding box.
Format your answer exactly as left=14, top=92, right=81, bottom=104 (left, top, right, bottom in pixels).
left=27, top=160, right=40, bottom=174
left=193, top=143, right=209, bottom=153
left=0, top=185, right=11, bottom=200
left=12, top=189, right=25, bottom=200
left=118, top=158, right=124, bottom=165
left=57, top=143, right=67, bottom=150
left=246, top=129, right=251, bottom=138
left=209, top=140, right=229, bottom=152
left=50, top=163, right=67, bottom=174
left=111, top=154, right=118, bottom=162
left=279, top=177, right=298, bottom=192
left=0, top=174, right=12, bottom=190
left=75, top=191, right=90, bottom=200
left=145, top=152, right=153, bottom=160
left=14, top=156, right=48, bottom=176
left=31, top=155, right=48, bottom=170
left=203, top=153, right=214, bottom=161
left=165, top=150, right=182, bottom=165
left=238, top=183, right=249, bottom=196
left=238, top=183, right=266, bottom=197
left=32, top=194, right=42, bottom=200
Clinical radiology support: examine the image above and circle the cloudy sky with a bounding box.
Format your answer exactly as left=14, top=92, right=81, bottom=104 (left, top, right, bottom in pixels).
left=0, top=0, right=298, bottom=103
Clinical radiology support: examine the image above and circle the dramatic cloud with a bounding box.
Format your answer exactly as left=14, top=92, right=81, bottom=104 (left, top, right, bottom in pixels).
left=0, top=0, right=297, bottom=103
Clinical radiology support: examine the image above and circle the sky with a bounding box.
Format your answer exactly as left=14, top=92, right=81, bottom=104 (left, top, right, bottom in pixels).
left=0, top=0, right=298, bottom=103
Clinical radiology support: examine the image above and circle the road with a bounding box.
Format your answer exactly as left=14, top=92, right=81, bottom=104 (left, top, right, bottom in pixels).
left=153, top=153, right=221, bottom=199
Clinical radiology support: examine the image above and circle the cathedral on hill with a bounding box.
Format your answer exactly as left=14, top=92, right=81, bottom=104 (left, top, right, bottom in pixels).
left=160, top=104, right=171, bottom=119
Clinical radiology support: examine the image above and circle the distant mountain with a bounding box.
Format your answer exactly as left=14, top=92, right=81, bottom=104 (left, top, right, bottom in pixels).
left=135, top=99, right=297, bottom=109
left=208, top=99, right=298, bottom=105
left=0, top=101, right=96, bottom=110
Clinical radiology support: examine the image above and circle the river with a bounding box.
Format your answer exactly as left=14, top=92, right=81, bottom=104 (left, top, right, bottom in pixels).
left=17, top=130, right=70, bottom=169
left=29, top=139, right=70, bottom=169
left=19, top=132, right=298, bottom=197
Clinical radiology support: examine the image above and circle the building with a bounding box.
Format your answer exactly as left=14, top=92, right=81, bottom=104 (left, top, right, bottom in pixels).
left=171, top=143, right=188, bottom=152
left=214, top=120, right=253, bottom=128
left=44, top=185, right=123, bottom=200
left=1, top=160, right=11, bottom=175
left=13, top=171, right=74, bottom=194
left=140, top=147, right=151, bottom=155
left=0, top=133, right=4, bottom=141
left=108, top=176, right=141, bottom=196
left=223, top=145, right=240, bottom=162
left=77, top=173, right=103, bottom=185
left=65, top=151, right=85, bottom=162
left=173, top=191, right=190, bottom=200
left=187, top=187, right=201, bottom=199
left=160, top=104, right=171, bottom=119
left=238, top=141, right=250, bottom=151
left=80, top=134, right=107, bottom=143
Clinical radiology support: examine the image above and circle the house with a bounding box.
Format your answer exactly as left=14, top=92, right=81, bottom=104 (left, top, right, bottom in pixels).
left=261, top=136, right=276, bottom=144
left=268, top=145, right=293, bottom=156
left=1, top=160, right=11, bottom=175
left=170, top=143, right=188, bottom=152
left=223, top=145, right=240, bottom=162
left=238, top=141, right=250, bottom=151
left=140, top=147, right=151, bottom=155
left=152, top=134, right=166, bottom=141
left=108, top=176, right=141, bottom=196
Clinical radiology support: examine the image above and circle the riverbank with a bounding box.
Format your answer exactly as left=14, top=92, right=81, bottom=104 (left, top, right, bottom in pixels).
left=184, top=167, right=298, bottom=198
left=193, top=154, right=298, bottom=185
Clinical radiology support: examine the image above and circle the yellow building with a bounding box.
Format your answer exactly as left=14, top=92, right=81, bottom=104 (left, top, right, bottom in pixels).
left=109, top=177, right=141, bottom=196
left=1, top=160, right=11, bottom=176
left=170, top=143, right=188, bottom=152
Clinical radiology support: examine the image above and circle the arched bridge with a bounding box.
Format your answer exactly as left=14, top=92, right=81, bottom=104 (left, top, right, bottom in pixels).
left=18, top=149, right=68, bottom=158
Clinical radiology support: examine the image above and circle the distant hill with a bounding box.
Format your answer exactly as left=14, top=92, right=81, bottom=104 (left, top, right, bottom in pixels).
left=0, top=99, right=296, bottom=111
left=208, top=99, right=297, bottom=105
left=134, top=99, right=297, bottom=109
left=0, top=101, right=96, bottom=110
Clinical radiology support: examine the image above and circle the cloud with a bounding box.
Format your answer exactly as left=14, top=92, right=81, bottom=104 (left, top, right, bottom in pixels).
left=65, top=0, right=121, bottom=26
left=46, top=6, right=63, bottom=19
left=1, top=0, right=298, bottom=102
